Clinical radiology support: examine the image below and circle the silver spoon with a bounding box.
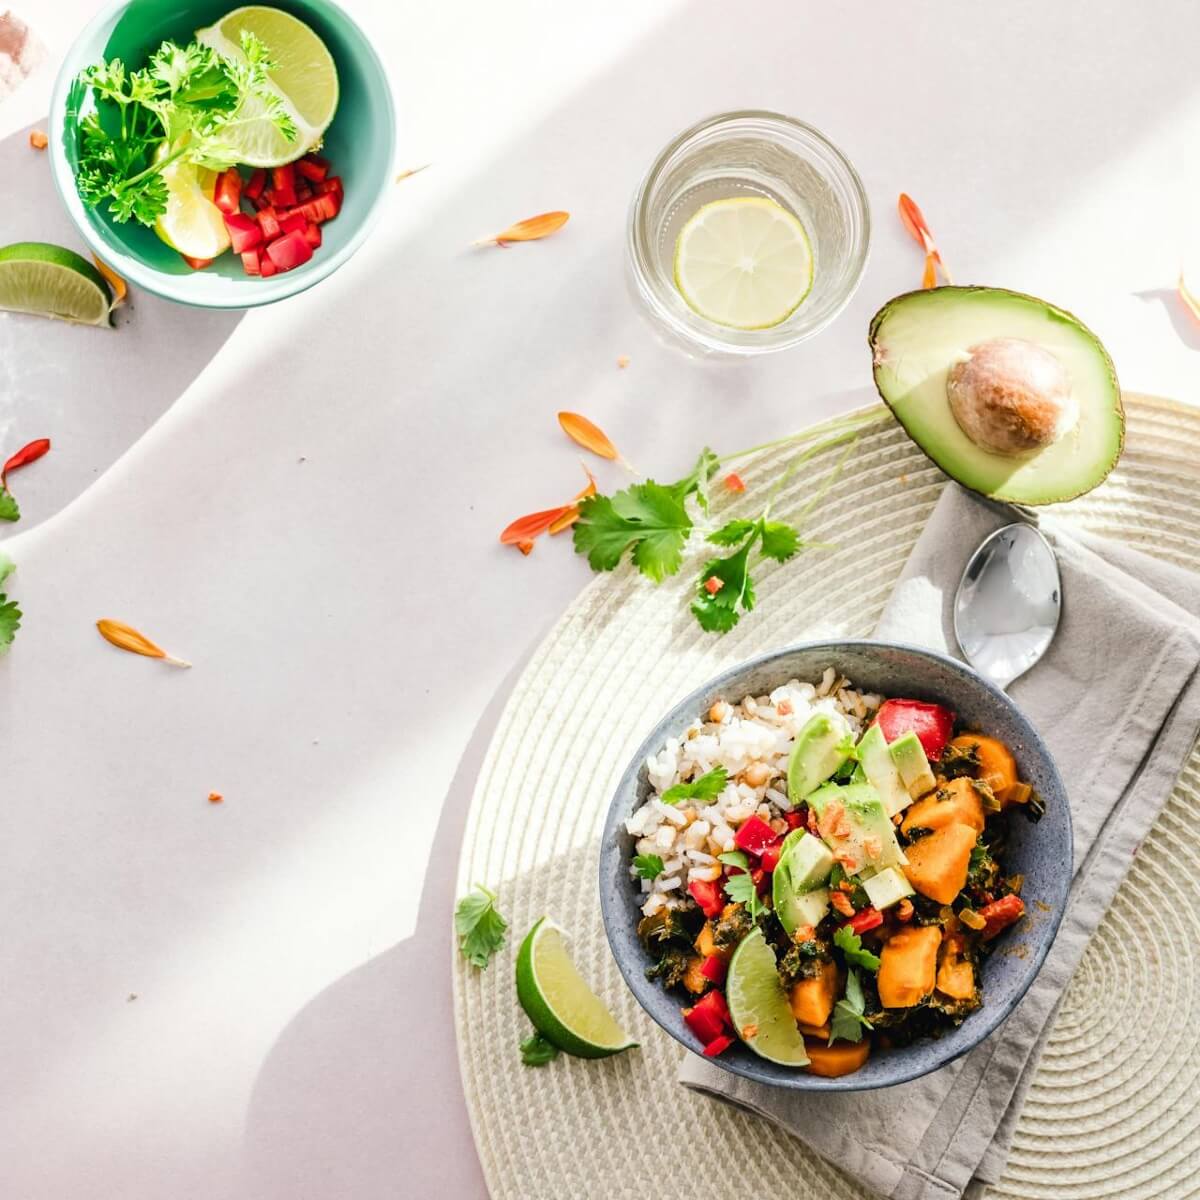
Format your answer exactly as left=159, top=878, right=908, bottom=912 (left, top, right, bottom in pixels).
left=954, top=522, right=1062, bottom=690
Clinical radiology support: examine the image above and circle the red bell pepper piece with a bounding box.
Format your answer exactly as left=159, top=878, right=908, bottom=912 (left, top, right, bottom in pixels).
left=258, top=254, right=278, bottom=278
left=296, top=155, right=328, bottom=181
left=265, top=230, right=314, bottom=272
left=734, top=815, right=776, bottom=857
left=279, top=210, right=308, bottom=236
left=224, top=212, right=263, bottom=254
left=699, top=955, right=727, bottom=985
left=271, top=163, right=297, bottom=208
left=316, top=174, right=343, bottom=200
left=759, top=837, right=786, bottom=874
left=979, top=894, right=1025, bottom=940
left=845, top=906, right=884, bottom=935
left=181, top=254, right=213, bottom=270
left=874, top=699, right=956, bottom=760
left=682, top=988, right=730, bottom=1044
left=258, top=206, right=281, bottom=240
left=702, top=1034, right=734, bottom=1057
left=688, top=878, right=725, bottom=919
left=240, top=250, right=261, bottom=276
left=213, top=167, right=241, bottom=215
left=295, top=179, right=313, bottom=203
left=783, top=810, right=805, bottom=830
left=244, top=168, right=266, bottom=201
left=302, top=221, right=322, bottom=248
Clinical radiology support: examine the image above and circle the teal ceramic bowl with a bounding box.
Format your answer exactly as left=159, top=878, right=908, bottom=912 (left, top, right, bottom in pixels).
left=49, top=0, right=395, bottom=307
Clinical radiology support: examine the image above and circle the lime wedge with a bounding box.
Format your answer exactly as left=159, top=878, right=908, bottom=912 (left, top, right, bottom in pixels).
left=195, top=5, right=338, bottom=167
left=154, top=149, right=231, bottom=260
left=674, top=197, right=814, bottom=330
left=726, top=927, right=810, bottom=1065
left=0, top=242, right=112, bottom=326
left=516, top=917, right=637, bottom=1058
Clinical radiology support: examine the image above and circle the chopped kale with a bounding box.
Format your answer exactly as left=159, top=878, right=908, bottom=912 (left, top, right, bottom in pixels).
left=777, top=938, right=832, bottom=987
left=938, top=741, right=981, bottom=779
left=645, top=946, right=691, bottom=989
left=636, top=907, right=698, bottom=953
left=712, top=902, right=753, bottom=950
left=1020, top=789, right=1046, bottom=822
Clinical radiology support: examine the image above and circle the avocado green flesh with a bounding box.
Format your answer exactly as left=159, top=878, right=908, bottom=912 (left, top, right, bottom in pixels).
left=772, top=831, right=834, bottom=934
left=888, top=730, right=936, bottom=799
left=857, top=725, right=911, bottom=818
left=787, top=711, right=852, bottom=803
left=870, top=286, right=1123, bottom=504
left=807, top=782, right=907, bottom=874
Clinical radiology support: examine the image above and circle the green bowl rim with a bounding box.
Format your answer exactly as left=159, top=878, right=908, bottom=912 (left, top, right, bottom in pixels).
left=47, top=0, right=397, bottom=309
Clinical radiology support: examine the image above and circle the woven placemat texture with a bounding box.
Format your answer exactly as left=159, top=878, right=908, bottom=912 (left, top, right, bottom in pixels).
left=453, top=394, right=1200, bottom=1200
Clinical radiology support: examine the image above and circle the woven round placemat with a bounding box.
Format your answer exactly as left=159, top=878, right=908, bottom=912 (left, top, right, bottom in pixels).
left=453, top=393, right=1200, bottom=1200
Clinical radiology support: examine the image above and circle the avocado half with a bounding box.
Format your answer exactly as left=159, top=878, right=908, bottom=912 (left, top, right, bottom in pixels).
left=869, top=286, right=1124, bottom=505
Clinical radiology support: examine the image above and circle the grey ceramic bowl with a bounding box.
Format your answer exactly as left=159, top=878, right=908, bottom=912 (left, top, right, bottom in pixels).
left=599, top=640, right=1071, bottom=1091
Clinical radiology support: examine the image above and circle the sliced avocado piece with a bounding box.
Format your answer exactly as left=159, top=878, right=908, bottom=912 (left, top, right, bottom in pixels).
left=772, top=831, right=834, bottom=935
left=870, top=286, right=1123, bottom=505
left=888, top=730, right=937, bottom=800
left=857, top=724, right=912, bottom=818
left=787, top=711, right=853, bottom=803
left=861, top=865, right=915, bottom=911
left=807, top=782, right=907, bottom=876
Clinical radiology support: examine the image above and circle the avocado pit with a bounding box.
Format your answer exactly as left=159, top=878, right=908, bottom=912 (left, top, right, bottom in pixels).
left=946, top=337, right=1077, bottom=456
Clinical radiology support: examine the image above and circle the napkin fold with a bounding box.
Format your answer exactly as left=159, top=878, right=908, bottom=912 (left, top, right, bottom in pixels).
left=679, top=484, right=1200, bottom=1199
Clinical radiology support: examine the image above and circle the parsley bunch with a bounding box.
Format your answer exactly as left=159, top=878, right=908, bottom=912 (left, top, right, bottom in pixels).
left=73, top=32, right=296, bottom=226
left=0, top=553, right=18, bottom=650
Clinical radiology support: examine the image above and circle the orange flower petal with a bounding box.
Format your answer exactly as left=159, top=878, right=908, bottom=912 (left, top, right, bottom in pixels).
left=499, top=505, right=572, bottom=544
left=474, top=211, right=569, bottom=247
left=899, top=193, right=952, bottom=287
left=96, top=618, right=190, bottom=667
left=921, top=252, right=938, bottom=290
left=1180, top=271, right=1200, bottom=325
left=558, top=411, right=618, bottom=461
left=92, top=255, right=127, bottom=310
left=516, top=540, right=535, bottom=556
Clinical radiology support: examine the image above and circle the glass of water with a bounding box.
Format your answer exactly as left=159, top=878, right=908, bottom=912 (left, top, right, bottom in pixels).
left=626, top=111, right=871, bottom=357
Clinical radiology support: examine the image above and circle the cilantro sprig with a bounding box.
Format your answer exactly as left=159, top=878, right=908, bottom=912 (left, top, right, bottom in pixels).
left=661, top=765, right=728, bottom=806
left=0, top=553, right=19, bottom=650
left=0, top=490, right=18, bottom=522
left=632, top=854, right=665, bottom=880
left=454, top=884, right=508, bottom=969
left=724, top=870, right=763, bottom=920
left=74, top=32, right=296, bottom=227
left=829, top=967, right=874, bottom=1045
left=833, top=923, right=882, bottom=972
left=520, top=1031, right=560, bottom=1067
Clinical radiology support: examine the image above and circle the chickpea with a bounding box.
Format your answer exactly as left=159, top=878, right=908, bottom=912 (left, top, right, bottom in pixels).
left=708, top=700, right=731, bottom=724
left=742, top=762, right=771, bottom=788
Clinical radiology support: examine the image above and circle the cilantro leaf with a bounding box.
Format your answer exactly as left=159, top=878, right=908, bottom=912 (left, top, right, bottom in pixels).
left=0, top=489, right=19, bottom=522
left=692, top=540, right=757, bottom=633
left=0, top=594, right=20, bottom=648
left=454, top=885, right=508, bottom=969
left=661, top=766, right=728, bottom=806
left=829, top=967, right=873, bottom=1044
left=723, top=870, right=762, bottom=919
left=833, top=923, right=882, bottom=972
left=717, top=850, right=750, bottom=871
left=573, top=482, right=693, bottom=581
left=520, top=1031, right=560, bottom=1066
left=0, top=551, right=12, bottom=587
left=759, top=520, right=801, bottom=562
left=670, top=447, right=720, bottom=513
left=708, top=519, right=757, bottom=546
left=633, top=854, right=664, bottom=880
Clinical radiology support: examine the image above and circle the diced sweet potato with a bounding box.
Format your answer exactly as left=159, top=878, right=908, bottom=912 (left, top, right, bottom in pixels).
left=902, top=822, right=978, bottom=905
left=796, top=1021, right=831, bottom=1040
left=682, top=955, right=708, bottom=995
left=877, top=923, right=941, bottom=1008
left=804, top=1038, right=871, bottom=1077
left=789, top=960, right=838, bottom=1027
left=949, top=734, right=1018, bottom=803
left=901, top=776, right=985, bottom=836
left=936, top=934, right=977, bottom=1001
left=695, top=921, right=718, bottom=959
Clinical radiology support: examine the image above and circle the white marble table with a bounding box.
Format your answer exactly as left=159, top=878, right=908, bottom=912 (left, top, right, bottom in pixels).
left=1, top=2, right=1198, bottom=1197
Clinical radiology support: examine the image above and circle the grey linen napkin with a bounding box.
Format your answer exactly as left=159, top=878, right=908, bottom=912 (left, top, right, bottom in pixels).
left=679, top=483, right=1200, bottom=1200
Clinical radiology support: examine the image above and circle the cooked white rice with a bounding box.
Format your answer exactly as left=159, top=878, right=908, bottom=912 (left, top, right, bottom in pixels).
left=626, top=668, right=881, bottom=917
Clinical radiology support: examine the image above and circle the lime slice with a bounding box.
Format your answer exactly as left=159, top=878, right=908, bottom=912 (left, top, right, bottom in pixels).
left=153, top=148, right=231, bottom=260
left=726, top=927, right=810, bottom=1065
left=516, top=917, right=637, bottom=1058
left=0, top=242, right=111, bottom=326
left=195, top=6, right=339, bottom=167
left=674, top=197, right=814, bottom=330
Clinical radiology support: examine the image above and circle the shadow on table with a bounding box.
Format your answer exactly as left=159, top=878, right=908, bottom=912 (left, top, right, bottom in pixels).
left=238, top=641, right=539, bottom=1200
left=1134, top=288, right=1200, bottom=353
left=0, top=119, right=243, bottom=539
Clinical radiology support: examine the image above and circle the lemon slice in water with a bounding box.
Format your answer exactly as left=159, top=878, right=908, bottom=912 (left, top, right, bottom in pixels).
left=674, top=197, right=814, bottom=330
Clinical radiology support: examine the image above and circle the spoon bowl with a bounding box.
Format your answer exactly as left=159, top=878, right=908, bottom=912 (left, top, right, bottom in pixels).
left=954, top=522, right=1062, bottom=690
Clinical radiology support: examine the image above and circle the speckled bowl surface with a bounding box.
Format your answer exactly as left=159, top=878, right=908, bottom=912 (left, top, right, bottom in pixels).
left=48, top=0, right=395, bottom=308
left=599, top=639, right=1071, bottom=1092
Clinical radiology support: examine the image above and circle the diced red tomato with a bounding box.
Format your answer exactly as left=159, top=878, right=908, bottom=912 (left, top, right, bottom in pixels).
left=224, top=212, right=263, bottom=254
left=181, top=254, right=213, bottom=270
left=213, top=167, right=241, bottom=215
left=784, top=810, right=805, bottom=830
left=688, top=878, right=724, bottom=919
left=265, top=230, right=314, bottom=272
left=244, top=168, right=266, bottom=201
left=259, top=254, right=278, bottom=278
left=845, top=906, right=884, bottom=935
left=682, top=988, right=730, bottom=1045
left=271, top=163, right=297, bottom=208
left=297, top=154, right=329, bottom=181
left=258, top=206, right=281, bottom=240
left=734, top=815, right=776, bottom=857
left=759, top=838, right=786, bottom=874
left=240, top=250, right=261, bottom=276
left=702, top=1034, right=734, bottom=1057
left=302, top=221, right=322, bottom=248
left=699, top=955, right=727, bottom=985
left=874, top=699, right=956, bottom=760
left=980, top=894, right=1025, bottom=940
left=278, top=210, right=308, bottom=236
